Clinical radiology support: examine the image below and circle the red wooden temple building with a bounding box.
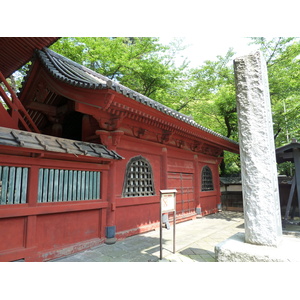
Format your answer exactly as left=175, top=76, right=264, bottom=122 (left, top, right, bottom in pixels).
left=0, top=38, right=239, bottom=261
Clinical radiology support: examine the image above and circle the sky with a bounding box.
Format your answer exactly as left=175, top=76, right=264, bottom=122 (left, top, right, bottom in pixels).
left=5, top=1, right=294, bottom=70
left=159, top=36, right=259, bottom=68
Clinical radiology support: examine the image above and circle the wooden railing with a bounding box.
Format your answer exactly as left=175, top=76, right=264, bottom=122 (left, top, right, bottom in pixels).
left=0, top=71, right=39, bottom=133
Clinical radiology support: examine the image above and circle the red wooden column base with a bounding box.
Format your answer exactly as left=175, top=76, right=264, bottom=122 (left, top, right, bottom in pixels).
left=96, top=130, right=124, bottom=244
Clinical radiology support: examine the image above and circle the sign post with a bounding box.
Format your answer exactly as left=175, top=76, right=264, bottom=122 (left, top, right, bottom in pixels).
left=160, top=189, right=177, bottom=260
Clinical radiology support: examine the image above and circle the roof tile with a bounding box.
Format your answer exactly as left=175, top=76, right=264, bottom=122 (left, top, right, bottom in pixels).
left=0, top=127, right=123, bottom=160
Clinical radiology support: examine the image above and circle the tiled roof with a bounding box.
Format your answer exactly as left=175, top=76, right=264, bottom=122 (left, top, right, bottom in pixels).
left=0, top=126, right=123, bottom=160
left=220, top=177, right=242, bottom=185
left=276, top=139, right=300, bottom=163
left=37, top=48, right=238, bottom=146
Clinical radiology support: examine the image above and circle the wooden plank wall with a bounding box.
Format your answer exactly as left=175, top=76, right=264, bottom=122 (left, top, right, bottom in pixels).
left=0, top=155, right=108, bottom=262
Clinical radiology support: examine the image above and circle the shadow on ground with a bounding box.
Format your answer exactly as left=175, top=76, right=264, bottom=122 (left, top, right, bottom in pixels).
left=204, top=211, right=244, bottom=222
left=179, top=247, right=216, bottom=262
left=52, top=235, right=171, bottom=262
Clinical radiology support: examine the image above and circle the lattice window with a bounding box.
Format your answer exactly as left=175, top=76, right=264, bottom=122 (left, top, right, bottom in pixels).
left=201, top=166, right=214, bottom=191
left=38, top=168, right=100, bottom=202
left=123, top=156, right=155, bottom=197
left=0, top=165, right=28, bottom=205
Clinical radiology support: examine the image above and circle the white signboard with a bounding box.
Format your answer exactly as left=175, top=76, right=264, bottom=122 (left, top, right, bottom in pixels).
left=159, top=189, right=177, bottom=260
left=161, top=192, right=176, bottom=213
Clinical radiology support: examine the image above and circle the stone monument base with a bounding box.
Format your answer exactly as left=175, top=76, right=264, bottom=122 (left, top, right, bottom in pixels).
left=215, top=232, right=300, bottom=262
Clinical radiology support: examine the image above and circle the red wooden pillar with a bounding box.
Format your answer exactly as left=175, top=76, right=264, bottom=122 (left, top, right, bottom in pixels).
left=100, top=169, right=108, bottom=239
left=161, top=147, right=168, bottom=189
left=105, top=161, right=117, bottom=243
left=215, top=157, right=223, bottom=211
left=96, top=130, right=124, bottom=244
left=25, top=165, right=39, bottom=261
left=194, top=155, right=201, bottom=215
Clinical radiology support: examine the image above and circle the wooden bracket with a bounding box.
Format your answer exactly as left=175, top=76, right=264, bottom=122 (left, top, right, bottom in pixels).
left=175, top=139, right=185, bottom=148
left=190, top=141, right=203, bottom=152
left=103, top=93, right=115, bottom=111
left=132, top=127, right=146, bottom=138
left=96, top=130, right=124, bottom=150
left=157, top=130, right=172, bottom=144
left=98, top=115, right=124, bottom=131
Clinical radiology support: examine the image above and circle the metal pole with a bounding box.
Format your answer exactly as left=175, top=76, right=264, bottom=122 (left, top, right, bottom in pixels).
left=160, top=206, right=162, bottom=260
left=173, top=210, right=176, bottom=254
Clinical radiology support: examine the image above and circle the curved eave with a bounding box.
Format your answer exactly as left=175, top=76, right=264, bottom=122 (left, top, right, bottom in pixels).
left=34, top=48, right=239, bottom=153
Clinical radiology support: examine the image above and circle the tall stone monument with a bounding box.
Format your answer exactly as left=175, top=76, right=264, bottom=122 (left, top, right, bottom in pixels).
left=213, top=51, right=300, bottom=262
left=234, top=51, right=282, bottom=247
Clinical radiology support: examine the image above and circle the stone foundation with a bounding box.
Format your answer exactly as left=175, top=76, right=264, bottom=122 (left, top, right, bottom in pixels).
left=215, top=232, right=300, bottom=262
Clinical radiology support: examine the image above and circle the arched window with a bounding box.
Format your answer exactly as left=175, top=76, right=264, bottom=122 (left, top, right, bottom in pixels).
left=122, top=156, right=155, bottom=197
left=201, top=166, right=214, bottom=191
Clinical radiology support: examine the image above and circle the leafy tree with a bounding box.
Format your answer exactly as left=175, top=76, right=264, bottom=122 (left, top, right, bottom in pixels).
left=176, top=49, right=239, bottom=175
left=179, top=49, right=237, bottom=138
left=249, top=37, right=300, bottom=147
left=50, top=37, right=187, bottom=103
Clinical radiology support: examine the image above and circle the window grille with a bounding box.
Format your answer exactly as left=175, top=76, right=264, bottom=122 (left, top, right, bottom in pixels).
left=201, top=166, right=214, bottom=191
left=0, top=165, right=28, bottom=205
left=123, top=156, right=155, bottom=197
left=38, top=168, right=100, bottom=202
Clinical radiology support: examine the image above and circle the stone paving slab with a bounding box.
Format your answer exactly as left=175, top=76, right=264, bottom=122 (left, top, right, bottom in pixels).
left=51, top=211, right=245, bottom=262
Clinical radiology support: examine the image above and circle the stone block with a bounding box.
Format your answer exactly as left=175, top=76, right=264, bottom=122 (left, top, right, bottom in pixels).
left=215, top=233, right=300, bottom=262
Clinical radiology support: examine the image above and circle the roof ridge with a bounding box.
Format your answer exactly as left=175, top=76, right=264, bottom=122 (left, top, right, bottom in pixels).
left=42, top=48, right=112, bottom=84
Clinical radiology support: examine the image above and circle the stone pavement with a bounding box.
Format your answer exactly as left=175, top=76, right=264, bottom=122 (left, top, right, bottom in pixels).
left=51, top=211, right=245, bottom=262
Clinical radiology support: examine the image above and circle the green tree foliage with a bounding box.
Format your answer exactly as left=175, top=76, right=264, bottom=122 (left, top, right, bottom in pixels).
left=249, top=37, right=300, bottom=146
left=180, top=49, right=237, bottom=139
left=176, top=49, right=240, bottom=175
left=50, top=37, right=187, bottom=104
left=250, top=37, right=300, bottom=176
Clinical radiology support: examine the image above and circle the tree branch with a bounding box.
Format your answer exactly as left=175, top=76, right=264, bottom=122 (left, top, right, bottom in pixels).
left=266, top=37, right=282, bottom=65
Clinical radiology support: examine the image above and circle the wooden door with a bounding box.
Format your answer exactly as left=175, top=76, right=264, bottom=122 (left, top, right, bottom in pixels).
left=167, top=172, right=195, bottom=217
